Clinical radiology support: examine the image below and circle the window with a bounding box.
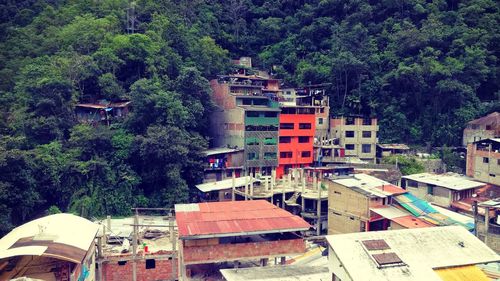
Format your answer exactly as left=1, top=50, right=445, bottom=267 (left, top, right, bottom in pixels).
left=362, top=131, right=371, bottom=138
left=346, top=144, right=355, bottom=150
left=320, top=108, right=325, bottom=113
left=118, top=261, right=127, bottom=266
left=246, top=111, right=259, bottom=117
left=301, top=151, right=311, bottom=157
left=242, top=99, right=252, bottom=105
left=345, top=117, right=355, bottom=125
left=298, top=136, right=310, bottom=143
left=345, top=131, right=355, bottom=138
left=362, top=144, right=371, bottom=153
left=498, top=159, right=500, bottom=165
left=427, top=184, right=434, bottom=195
left=265, top=112, right=277, bottom=117
left=280, top=123, right=294, bottom=129
left=279, top=136, right=291, bottom=143
left=362, top=118, right=372, bottom=125
left=483, top=157, right=489, bottom=164
left=264, top=152, right=277, bottom=160
left=264, top=137, right=276, bottom=145
left=145, top=259, right=156, bottom=269
left=246, top=138, right=259, bottom=145
left=318, top=118, right=323, bottom=125
left=248, top=152, right=259, bottom=160
left=280, top=152, right=292, bottom=158
left=299, top=123, right=312, bottom=129
left=490, top=174, right=496, bottom=177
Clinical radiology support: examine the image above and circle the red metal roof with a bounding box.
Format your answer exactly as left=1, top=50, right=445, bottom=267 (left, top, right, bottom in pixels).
left=375, top=184, right=407, bottom=195
left=175, top=200, right=311, bottom=239
left=391, top=215, right=434, bottom=229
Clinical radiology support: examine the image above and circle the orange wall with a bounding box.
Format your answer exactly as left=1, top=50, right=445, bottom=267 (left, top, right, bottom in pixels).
left=278, top=113, right=315, bottom=173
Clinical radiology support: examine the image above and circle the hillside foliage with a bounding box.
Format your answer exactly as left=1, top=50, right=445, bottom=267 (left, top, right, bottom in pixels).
left=0, top=0, right=498, bottom=234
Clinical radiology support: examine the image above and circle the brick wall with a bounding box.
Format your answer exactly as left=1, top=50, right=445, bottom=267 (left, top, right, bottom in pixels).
left=182, top=238, right=306, bottom=264
left=102, top=252, right=178, bottom=281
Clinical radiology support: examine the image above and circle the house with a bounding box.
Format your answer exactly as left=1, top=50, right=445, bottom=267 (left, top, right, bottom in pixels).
left=376, top=143, right=410, bottom=159
left=210, top=67, right=281, bottom=177
left=466, top=138, right=500, bottom=185
left=330, top=116, right=379, bottom=163
left=175, top=200, right=310, bottom=279
left=326, top=226, right=499, bottom=281
left=327, top=173, right=407, bottom=234
left=463, top=112, right=500, bottom=146
left=401, top=173, right=486, bottom=208
left=97, top=213, right=178, bottom=281
left=0, top=213, right=99, bottom=281
left=475, top=199, right=500, bottom=253
left=75, top=100, right=131, bottom=125
left=202, top=147, right=245, bottom=183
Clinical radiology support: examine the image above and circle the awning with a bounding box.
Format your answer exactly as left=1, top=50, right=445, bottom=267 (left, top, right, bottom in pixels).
left=196, top=176, right=258, bottom=193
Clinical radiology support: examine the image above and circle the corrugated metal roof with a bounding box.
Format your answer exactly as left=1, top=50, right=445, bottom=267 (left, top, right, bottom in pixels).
left=203, top=147, right=243, bottom=156
left=467, top=112, right=500, bottom=127
left=377, top=144, right=410, bottom=150
left=370, top=206, right=411, bottom=219
left=175, top=200, right=310, bottom=239
left=332, top=174, right=406, bottom=198
left=391, top=215, right=433, bottom=229
left=402, top=173, right=485, bottom=191
left=195, top=176, right=256, bottom=193
left=434, top=265, right=491, bottom=281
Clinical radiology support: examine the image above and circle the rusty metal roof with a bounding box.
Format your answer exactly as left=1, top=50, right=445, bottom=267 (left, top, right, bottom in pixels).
left=391, top=215, right=433, bottom=229
left=468, top=112, right=500, bottom=127
left=175, top=200, right=311, bottom=239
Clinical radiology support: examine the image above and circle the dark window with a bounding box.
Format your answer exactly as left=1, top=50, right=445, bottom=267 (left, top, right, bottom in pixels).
left=299, top=123, right=312, bottom=129
left=145, top=259, right=156, bottom=269
left=498, top=159, right=500, bottom=165
left=279, top=136, right=291, bottom=143
left=320, top=108, right=325, bottom=113
left=345, top=117, right=355, bottom=125
left=301, top=151, right=311, bottom=157
left=265, top=112, right=277, bottom=117
left=427, top=185, right=434, bottom=195
left=486, top=125, right=492, bottom=130
left=483, top=157, right=489, bottom=163
left=318, top=118, right=323, bottom=124
left=242, top=99, right=252, bottom=105
left=346, top=144, right=355, bottom=150
left=264, top=152, right=277, bottom=159
left=345, top=131, right=355, bottom=138
left=246, top=111, right=259, bottom=117
left=362, top=144, right=371, bottom=153
left=280, top=123, right=294, bottom=129
left=248, top=152, right=258, bottom=160
left=264, top=137, right=276, bottom=145
left=298, top=136, right=310, bottom=143
left=118, top=261, right=127, bottom=266
left=363, top=118, right=372, bottom=125
left=280, top=152, right=293, bottom=158
left=362, top=131, right=371, bottom=138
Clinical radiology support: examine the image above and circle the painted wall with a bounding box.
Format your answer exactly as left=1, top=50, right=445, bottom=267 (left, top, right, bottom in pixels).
left=327, top=181, right=370, bottom=234
left=330, top=117, right=378, bottom=161
left=101, top=252, right=177, bottom=281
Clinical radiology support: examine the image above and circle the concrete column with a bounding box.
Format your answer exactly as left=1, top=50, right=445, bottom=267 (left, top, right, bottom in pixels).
left=317, top=180, right=322, bottom=236
left=301, top=169, right=306, bottom=214
left=132, top=213, right=138, bottom=281
left=232, top=171, right=236, bottom=201
left=250, top=177, right=254, bottom=198
left=485, top=206, right=490, bottom=245
left=244, top=176, right=248, bottom=201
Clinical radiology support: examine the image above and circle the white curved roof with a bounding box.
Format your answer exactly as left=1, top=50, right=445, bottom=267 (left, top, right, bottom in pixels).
left=0, top=213, right=99, bottom=263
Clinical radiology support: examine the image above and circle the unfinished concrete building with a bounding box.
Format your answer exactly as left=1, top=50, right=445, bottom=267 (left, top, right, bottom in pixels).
left=175, top=200, right=310, bottom=280
left=0, top=213, right=99, bottom=281
left=401, top=173, right=486, bottom=208
left=210, top=69, right=281, bottom=177
left=463, top=112, right=500, bottom=146
left=75, top=101, right=131, bottom=125
left=330, top=116, right=379, bottom=163
left=466, top=138, right=500, bottom=186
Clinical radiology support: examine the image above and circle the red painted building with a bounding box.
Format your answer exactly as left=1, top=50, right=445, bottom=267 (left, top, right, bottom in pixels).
left=277, top=106, right=316, bottom=178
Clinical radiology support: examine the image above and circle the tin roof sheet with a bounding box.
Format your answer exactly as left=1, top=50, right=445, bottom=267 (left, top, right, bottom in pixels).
left=391, top=215, right=434, bottom=229
left=402, top=173, right=485, bottom=191
left=332, top=174, right=406, bottom=198
left=175, top=200, right=311, bottom=239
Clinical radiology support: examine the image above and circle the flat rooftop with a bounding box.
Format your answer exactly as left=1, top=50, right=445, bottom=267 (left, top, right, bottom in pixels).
left=326, top=226, right=499, bottom=281
left=331, top=173, right=406, bottom=198
left=96, top=215, right=176, bottom=256
left=175, top=200, right=310, bottom=239
left=402, top=173, right=485, bottom=191
left=220, top=265, right=329, bottom=281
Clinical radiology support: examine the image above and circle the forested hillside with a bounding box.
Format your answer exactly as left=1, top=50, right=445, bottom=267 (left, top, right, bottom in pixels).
left=0, top=0, right=498, bottom=234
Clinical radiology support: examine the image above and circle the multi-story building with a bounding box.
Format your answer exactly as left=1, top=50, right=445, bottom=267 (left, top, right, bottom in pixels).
left=466, top=138, right=500, bottom=185
left=210, top=70, right=281, bottom=176
left=463, top=112, right=500, bottom=146
left=330, top=116, right=379, bottom=163
left=276, top=84, right=329, bottom=177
